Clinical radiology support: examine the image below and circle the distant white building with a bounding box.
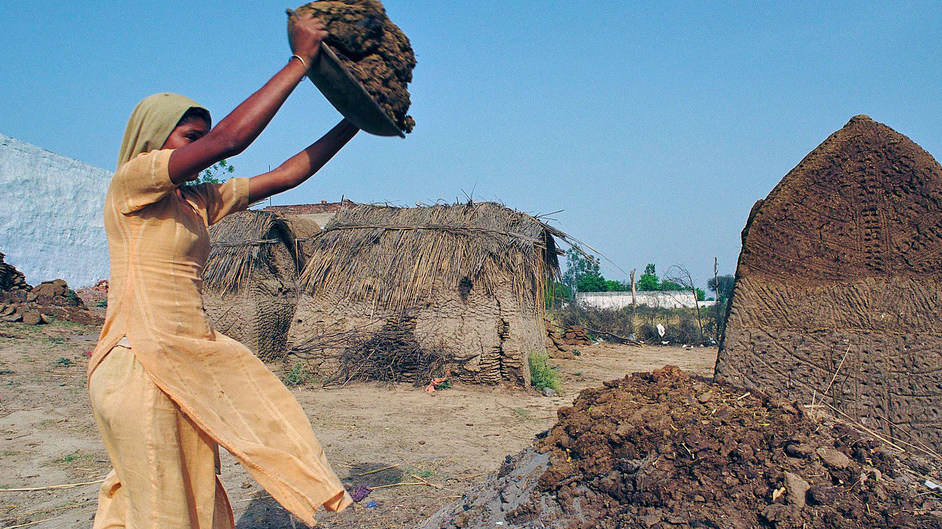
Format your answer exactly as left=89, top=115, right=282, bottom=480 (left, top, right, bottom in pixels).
left=0, top=134, right=111, bottom=287
left=577, top=290, right=715, bottom=310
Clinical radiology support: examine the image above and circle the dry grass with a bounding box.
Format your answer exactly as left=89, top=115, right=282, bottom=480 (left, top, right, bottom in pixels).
left=202, top=211, right=301, bottom=293
left=299, top=202, right=563, bottom=314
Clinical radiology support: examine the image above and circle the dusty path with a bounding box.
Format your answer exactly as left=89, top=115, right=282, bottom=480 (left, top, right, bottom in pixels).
left=0, top=320, right=716, bottom=529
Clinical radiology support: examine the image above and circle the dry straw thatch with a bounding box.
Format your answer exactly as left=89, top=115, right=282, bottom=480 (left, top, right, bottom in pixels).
left=203, top=210, right=305, bottom=359
left=288, top=202, right=563, bottom=386
left=299, top=202, right=561, bottom=311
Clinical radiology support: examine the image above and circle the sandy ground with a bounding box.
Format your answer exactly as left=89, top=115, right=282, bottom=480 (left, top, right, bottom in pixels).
left=0, top=319, right=717, bottom=529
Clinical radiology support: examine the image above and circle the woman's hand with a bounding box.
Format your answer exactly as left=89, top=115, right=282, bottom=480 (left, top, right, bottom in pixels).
left=288, top=12, right=328, bottom=65
left=167, top=16, right=329, bottom=185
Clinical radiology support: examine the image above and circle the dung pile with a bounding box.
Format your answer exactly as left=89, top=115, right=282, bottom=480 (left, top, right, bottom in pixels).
left=296, top=0, right=416, bottom=133
left=546, top=324, right=592, bottom=355
left=420, top=366, right=941, bottom=529
left=0, top=252, right=28, bottom=293
left=716, top=115, right=942, bottom=453
left=560, top=325, right=591, bottom=346
left=2, top=279, right=99, bottom=326
left=0, top=303, right=49, bottom=325
left=26, top=279, right=82, bottom=306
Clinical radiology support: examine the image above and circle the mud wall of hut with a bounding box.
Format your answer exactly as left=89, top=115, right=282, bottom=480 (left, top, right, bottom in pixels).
left=287, top=276, right=545, bottom=386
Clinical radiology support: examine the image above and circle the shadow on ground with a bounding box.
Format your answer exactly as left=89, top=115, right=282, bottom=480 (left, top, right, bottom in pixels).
left=234, top=461, right=403, bottom=528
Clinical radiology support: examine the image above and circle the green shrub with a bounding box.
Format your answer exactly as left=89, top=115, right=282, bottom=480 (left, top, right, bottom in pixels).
left=65, top=289, right=81, bottom=305
left=282, top=363, right=308, bottom=387
left=529, top=353, right=560, bottom=393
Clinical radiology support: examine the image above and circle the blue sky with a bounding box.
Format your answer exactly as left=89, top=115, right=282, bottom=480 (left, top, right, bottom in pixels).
left=2, top=1, right=941, bottom=287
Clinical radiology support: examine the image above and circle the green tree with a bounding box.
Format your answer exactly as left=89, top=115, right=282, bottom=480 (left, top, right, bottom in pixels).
left=604, top=279, right=630, bottom=292
left=544, top=281, right=572, bottom=309
left=707, top=274, right=735, bottom=303
left=562, top=247, right=606, bottom=293
left=637, top=263, right=659, bottom=291
left=189, top=159, right=234, bottom=185
left=659, top=279, right=684, bottom=291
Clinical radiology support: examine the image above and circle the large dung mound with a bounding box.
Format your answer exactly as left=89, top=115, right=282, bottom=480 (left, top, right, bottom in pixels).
left=420, top=367, right=941, bottom=529
left=715, top=115, right=942, bottom=453
left=297, top=0, right=416, bottom=133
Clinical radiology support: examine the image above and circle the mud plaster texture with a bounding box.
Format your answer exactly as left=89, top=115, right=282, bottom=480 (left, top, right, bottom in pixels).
left=297, top=0, right=416, bottom=133
left=715, top=115, right=942, bottom=455
left=285, top=203, right=555, bottom=387
left=287, top=279, right=544, bottom=386
left=202, top=212, right=303, bottom=360
left=420, top=367, right=942, bottom=529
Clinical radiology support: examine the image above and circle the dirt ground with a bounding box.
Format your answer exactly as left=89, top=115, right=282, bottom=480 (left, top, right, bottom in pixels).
left=0, top=319, right=716, bottom=529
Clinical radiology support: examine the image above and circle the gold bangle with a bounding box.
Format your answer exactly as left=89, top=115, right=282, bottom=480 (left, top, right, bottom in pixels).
left=291, top=54, right=308, bottom=69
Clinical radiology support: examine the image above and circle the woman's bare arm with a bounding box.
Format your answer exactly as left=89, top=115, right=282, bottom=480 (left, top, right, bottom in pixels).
left=248, top=119, right=359, bottom=203
left=167, top=14, right=327, bottom=185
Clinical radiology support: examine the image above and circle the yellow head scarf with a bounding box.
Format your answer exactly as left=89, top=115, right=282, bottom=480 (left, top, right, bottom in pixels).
left=117, top=93, right=208, bottom=169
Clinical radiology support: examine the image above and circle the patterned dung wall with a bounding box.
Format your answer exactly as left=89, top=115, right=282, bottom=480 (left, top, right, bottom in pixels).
left=715, top=115, right=942, bottom=454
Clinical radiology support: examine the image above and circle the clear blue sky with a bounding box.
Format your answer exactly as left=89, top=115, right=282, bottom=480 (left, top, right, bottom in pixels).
left=3, top=1, right=941, bottom=288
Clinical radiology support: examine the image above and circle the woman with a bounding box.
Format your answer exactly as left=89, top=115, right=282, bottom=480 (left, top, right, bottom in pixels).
left=88, top=14, right=357, bottom=529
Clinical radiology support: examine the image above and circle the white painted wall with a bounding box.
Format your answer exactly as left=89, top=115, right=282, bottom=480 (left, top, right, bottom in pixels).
left=0, top=134, right=111, bottom=287
left=577, top=290, right=716, bottom=310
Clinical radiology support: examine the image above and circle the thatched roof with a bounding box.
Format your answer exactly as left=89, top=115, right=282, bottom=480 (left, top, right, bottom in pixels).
left=203, top=211, right=299, bottom=293
left=299, top=202, right=562, bottom=313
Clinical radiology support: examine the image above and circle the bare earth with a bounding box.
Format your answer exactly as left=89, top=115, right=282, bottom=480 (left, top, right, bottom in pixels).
left=0, top=320, right=717, bottom=529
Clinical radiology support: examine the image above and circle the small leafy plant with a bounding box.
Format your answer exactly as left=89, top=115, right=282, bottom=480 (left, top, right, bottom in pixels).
left=529, top=352, right=560, bottom=393
left=282, top=363, right=309, bottom=387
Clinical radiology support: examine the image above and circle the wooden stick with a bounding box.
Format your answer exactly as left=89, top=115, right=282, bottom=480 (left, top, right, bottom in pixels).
left=0, top=477, right=105, bottom=492
left=4, top=515, right=60, bottom=529
left=411, top=474, right=442, bottom=489
left=821, top=344, right=852, bottom=399
left=369, top=481, right=426, bottom=490
left=353, top=464, right=400, bottom=477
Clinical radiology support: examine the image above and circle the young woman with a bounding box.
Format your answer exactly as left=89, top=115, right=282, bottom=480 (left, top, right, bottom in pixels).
left=88, top=14, right=357, bottom=528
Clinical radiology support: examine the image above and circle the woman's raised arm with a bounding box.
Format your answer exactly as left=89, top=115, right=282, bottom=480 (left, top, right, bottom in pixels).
left=167, top=14, right=327, bottom=185
left=247, top=119, right=359, bottom=204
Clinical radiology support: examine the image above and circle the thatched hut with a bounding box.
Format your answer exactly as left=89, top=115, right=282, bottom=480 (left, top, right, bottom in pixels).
left=286, top=202, right=562, bottom=386
left=203, top=210, right=311, bottom=359
left=715, top=116, right=942, bottom=454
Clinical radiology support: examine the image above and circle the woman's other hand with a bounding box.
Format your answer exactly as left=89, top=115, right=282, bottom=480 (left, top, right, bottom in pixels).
left=289, top=13, right=327, bottom=66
